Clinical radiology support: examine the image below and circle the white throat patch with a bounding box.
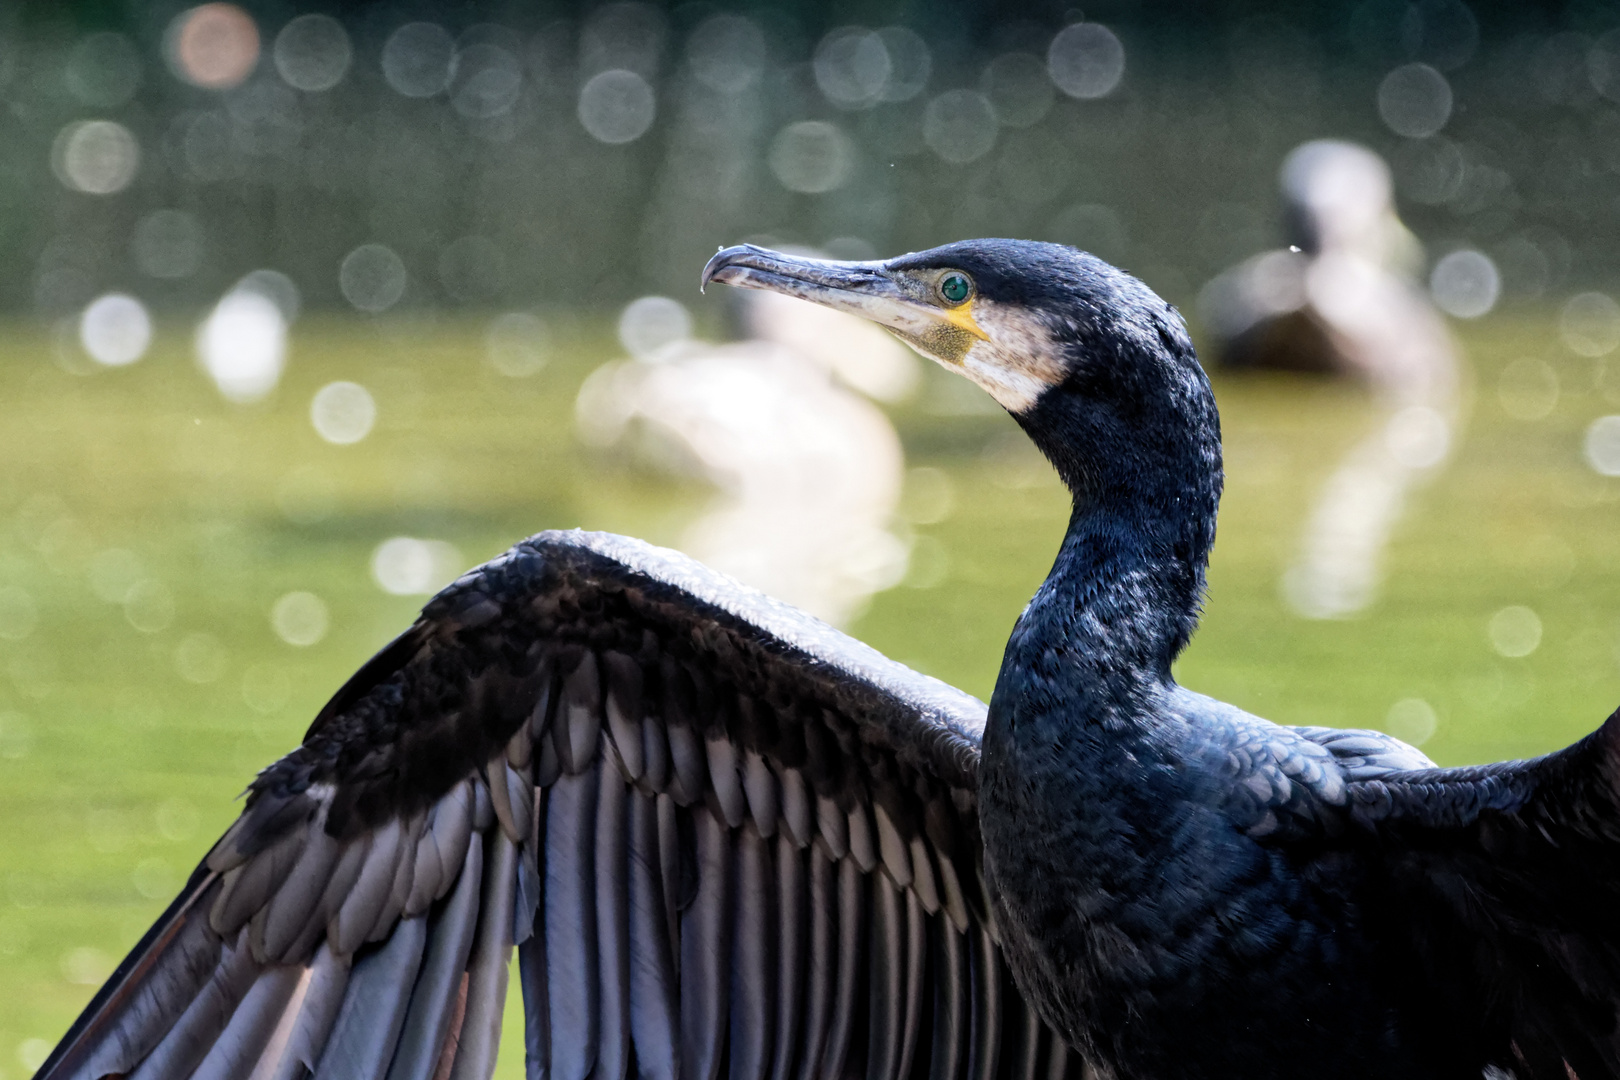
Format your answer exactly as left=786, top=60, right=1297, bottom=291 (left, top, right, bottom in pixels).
left=956, top=301, right=1067, bottom=413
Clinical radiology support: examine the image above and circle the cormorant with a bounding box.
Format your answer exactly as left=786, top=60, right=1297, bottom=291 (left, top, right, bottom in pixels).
left=574, top=287, right=913, bottom=624
left=37, top=240, right=1620, bottom=1080
left=1199, top=140, right=1462, bottom=617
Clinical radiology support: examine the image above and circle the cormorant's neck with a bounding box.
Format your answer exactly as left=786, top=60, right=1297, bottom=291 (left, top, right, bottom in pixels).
left=1000, top=351, right=1223, bottom=723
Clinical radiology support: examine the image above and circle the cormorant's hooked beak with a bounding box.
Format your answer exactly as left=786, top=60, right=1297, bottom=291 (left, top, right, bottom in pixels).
left=701, top=244, right=988, bottom=363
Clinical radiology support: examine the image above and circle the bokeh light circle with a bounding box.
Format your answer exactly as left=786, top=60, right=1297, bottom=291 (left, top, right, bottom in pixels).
left=1048, top=23, right=1125, bottom=100
left=51, top=120, right=139, bottom=195
left=124, top=580, right=175, bottom=633
left=814, top=27, right=891, bottom=108
left=688, top=14, right=766, bottom=94
left=1559, top=292, right=1620, bottom=356
left=618, top=296, right=692, bottom=360
left=339, top=243, right=407, bottom=313
left=1488, top=605, right=1542, bottom=658
left=875, top=27, right=932, bottom=103
left=371, top=537, right=463, bottom=595
left=273, top=14, right=352, bottom=92
left=89, top=548, right=143, bottom=604
left=578, top=69, right=656, bottom=144
left=451, top=43, right=523, bottom=118
left=176, top=633, right=226, bottom=683
left=310, top=381, right=376, bottom=444
left=166, top=4, right=260, bottom=90
left=1429, top=249, right=1499, bottom=318
left=271, top=591, right=328, bottom=646
left=197, top=288, right=287, bottom=403
left=1378, top=63, right=1452, bottom=138
left=924, top=90, right=999, bottom=164
left=381, top=22, right=454, bottom=98
left=79, top=294, right=151, bottom=367
left=1584, top=415, right=1620, bottom=476
left=17, top=1041, right=50, bottom=1074
left=983, top=52, right=1055, bottom=128
left=485, top=312, right=551, bottom=376
left=1384, top=698, right=1437, bottom=746
left=237, top=269, right=300, bottom=321
left=769, top=121, right=855, bottom=193
left=1591, top=29, right=1620, bottom=102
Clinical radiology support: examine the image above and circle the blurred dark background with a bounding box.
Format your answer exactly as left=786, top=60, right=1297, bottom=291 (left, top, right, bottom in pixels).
left=4, top=0, right=1616, bottom=318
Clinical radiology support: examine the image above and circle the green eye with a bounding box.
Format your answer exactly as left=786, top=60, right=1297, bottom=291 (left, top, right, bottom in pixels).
left=939, top=272, right=972, bottom=305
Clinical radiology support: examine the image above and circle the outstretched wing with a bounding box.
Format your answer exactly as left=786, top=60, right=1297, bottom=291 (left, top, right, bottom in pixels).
left=39, top=530, right=1087, bottom=1080
left=1350, top=710, right=1620, bottom=1080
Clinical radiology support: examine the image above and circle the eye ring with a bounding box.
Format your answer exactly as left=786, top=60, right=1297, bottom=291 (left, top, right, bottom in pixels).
left=938, top=271, right=973, bottom=306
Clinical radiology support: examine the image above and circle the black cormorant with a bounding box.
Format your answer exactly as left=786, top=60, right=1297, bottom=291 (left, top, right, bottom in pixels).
left=37, top=240, right=1620, bottom=1080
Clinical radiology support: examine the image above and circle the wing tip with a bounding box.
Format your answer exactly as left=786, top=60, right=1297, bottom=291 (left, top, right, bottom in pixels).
left=34, top=862, right=220, bottom=1080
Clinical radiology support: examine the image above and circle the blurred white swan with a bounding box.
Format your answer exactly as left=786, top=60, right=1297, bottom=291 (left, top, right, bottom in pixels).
left=576, top=278, right=919, bottom=626
left=1200, top=140, right=1463, bottom=619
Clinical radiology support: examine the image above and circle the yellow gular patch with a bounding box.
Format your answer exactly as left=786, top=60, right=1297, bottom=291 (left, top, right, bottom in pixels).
left=941, top=301, right=990, bottom=341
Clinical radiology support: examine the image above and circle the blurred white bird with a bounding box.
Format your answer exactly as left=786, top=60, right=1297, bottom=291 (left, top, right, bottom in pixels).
left=1199, top=140, right=1463, bottom=619
left=576, top=274, right=920, bottom=626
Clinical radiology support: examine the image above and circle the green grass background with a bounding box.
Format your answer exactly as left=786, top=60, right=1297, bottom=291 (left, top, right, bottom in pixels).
left=2, top=309, right=1618, bottom=1076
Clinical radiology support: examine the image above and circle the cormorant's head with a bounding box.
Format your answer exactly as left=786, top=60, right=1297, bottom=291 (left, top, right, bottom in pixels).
left=703, top=238, right=1223, bottom=635
left=701, top=238, right=1201, bottom=419
left=703, top=239, right=1217, bottom=487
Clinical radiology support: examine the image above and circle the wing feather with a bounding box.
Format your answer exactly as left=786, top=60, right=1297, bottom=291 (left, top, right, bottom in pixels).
left=38, top=531, right=1085, bottom=1080
left=544, top=763, right=600, bottom=1080
left=797, top=839, right=838, bottom=1080
left=627, top=787, right=679, bottom=1080
left=130, top=929, right=260, bottom=1080
left=928, top=920, right=969, bottom=1080
left=731, top=822, right=776, bottom=1080
left=385, top=834, right=485, bottom=1080
left=187, top=964, right=304, bottom=1080
left=680, top=804, right=733, bottom=1080
left=1003, top=983, right=1043, bottom=1080
left=897, top=888, right=927, bottom=1080
left=67, top=877, right=225, bottom=1079
left=867, top=871, right=906, bottom=1080
left=604, top=650, right=647, bottom=782
left=312, top=913, right=428, bottom=1080
left=262, top=819, right=341, bottom=962
left=444, top=830, right=517, bottom=1080
left=278, top=943, right=351, bottom=1078
left=770, top=831, right=808, bottom=1080
left=967, top=926, right=1003, bottom=1080
left=517, top=935, right=548, bottom=1080
left=822, top=852, right=866, bottom=1080
left=1350, top=710, right=1620, bottom=1078
left=594, top=743, right=633, bottom=1080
